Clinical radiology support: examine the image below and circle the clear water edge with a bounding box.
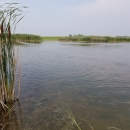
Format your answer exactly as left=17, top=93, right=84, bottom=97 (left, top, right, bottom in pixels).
left=5, top=41, right=130, bottom=130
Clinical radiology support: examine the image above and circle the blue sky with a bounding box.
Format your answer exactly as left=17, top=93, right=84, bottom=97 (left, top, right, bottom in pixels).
left=0, top=0, right=130, bottom=36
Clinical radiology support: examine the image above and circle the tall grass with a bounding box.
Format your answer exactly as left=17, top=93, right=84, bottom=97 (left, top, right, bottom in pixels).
left=0, top=3, right=26, bottom=108
left=0, top=42, right=20, bottom=104
left=59, top=35, right=130, bottom=43
left=42, top=36, right=63, bottom=41
left=12, top=34, right=42, bottom=43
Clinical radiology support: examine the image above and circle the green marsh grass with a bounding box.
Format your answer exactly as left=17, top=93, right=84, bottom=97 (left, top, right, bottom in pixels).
left=0, top=3, right=26, bottom=108
left=60, top=36, right=130, bottom=43
left=0, top=3, right=25, bottom=128
left=42, top=36, right=130, bottom=43
left=0, top=41, right=21, bottom=104
left=42, top=36, right=64, bottom=41
left=12, top=34, right=42, bottom=43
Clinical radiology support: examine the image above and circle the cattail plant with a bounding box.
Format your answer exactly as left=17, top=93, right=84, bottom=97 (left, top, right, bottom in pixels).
left=0, top=3, right=27, bottom=108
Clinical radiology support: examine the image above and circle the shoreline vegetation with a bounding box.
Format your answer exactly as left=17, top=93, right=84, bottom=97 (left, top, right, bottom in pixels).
left=1, top=34, right=130, bottom=44
left=0, top=3, right=27, bottom=129
left=43, top=35, right=130, bottom=43
left=1, top=34, right=129, bottom=44
left=42, top=36, right=63, bottom=41
left=12, top=34, right=42, bottom=43
left=0, top=3, right=26, bottom=106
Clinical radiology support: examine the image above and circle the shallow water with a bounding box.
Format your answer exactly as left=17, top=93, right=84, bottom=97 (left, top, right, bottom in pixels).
left=6, top=41, right=130, bottom=130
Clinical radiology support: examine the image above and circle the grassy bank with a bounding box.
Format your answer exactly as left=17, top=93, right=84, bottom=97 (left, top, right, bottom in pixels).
left=59, top=36, right=130, bottom=43
left=42, top=36, right=64, bottom=41
left=42, top=36, right=130, bottom=43
left=12, top=34, right=42, bottom=43
left=11, top=35, right=130, bottom=43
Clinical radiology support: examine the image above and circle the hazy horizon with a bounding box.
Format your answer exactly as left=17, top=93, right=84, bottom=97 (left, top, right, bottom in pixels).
left=0, top=0, right=130, bottom=36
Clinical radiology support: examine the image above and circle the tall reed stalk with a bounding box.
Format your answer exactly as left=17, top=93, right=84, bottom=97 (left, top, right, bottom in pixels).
left=0, top=41, right=18, bottom=104
left=0, top=3, right=26, bottom=107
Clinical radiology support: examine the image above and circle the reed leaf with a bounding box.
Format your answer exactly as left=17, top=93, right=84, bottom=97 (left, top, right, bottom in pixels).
left=0, top=3, right=27, bottom=108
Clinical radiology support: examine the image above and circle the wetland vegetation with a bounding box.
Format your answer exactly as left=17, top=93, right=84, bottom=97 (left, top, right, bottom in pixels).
left=0, top=3, right=25, bottom=129
left=9, top=35, right=130, bottom=44
left=42, top=35, right=130, bottom=43
left=12, top=34, right=42, bottom=43
left=1, top=2, right=130, bottom=130
left=0, top=3, right=24, bottom=105
left=60, top=35, right=130, bottom=43
left=42, top=36, right=62, bottom=41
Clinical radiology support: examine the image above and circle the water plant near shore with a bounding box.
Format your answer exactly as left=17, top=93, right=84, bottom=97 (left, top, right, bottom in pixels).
left=0, top=3, right=26, bottom=107
left=12, top=34, right=42, bottom=43
left=67, top=109, right=82, bottom=130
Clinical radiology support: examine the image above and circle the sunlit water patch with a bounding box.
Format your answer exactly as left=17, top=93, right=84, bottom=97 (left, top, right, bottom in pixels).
left=7, top=41, right=130, bottom=130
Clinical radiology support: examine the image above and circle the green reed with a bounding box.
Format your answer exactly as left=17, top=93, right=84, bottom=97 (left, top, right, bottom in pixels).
left=42, top=36, right=63, bottom=41
left=60, top=35, right=130, bottom=43
left=0, top=3, right=26, bottom=107
left=12, top=34, right=42, bottom=43
left=0, top=42, right=19, bottom=104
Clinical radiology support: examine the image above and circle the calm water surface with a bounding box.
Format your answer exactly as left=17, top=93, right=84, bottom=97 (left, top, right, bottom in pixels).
left=12, top=42, right=130, bottom=130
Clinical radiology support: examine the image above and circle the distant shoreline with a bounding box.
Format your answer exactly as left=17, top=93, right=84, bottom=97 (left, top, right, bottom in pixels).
left=4, top=34, right=129, bottom=43
left=42, top=36, right=130, bottom=43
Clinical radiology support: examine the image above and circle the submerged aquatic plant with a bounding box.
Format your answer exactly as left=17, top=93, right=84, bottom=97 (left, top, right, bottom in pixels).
left=67, top=109, right=82, bottom=130
left=0, top=3, right=26, bottom=107
left=0, top=100, right=22, bottom=130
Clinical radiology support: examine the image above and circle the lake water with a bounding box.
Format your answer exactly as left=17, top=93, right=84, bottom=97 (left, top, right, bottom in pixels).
left=10, top=41, right=130, bottom=130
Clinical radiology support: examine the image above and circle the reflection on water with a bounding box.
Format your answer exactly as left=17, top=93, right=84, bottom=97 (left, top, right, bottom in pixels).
left=63, top=43, right=98, bottom=47
left=12, top=41, right=130, bottom=129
